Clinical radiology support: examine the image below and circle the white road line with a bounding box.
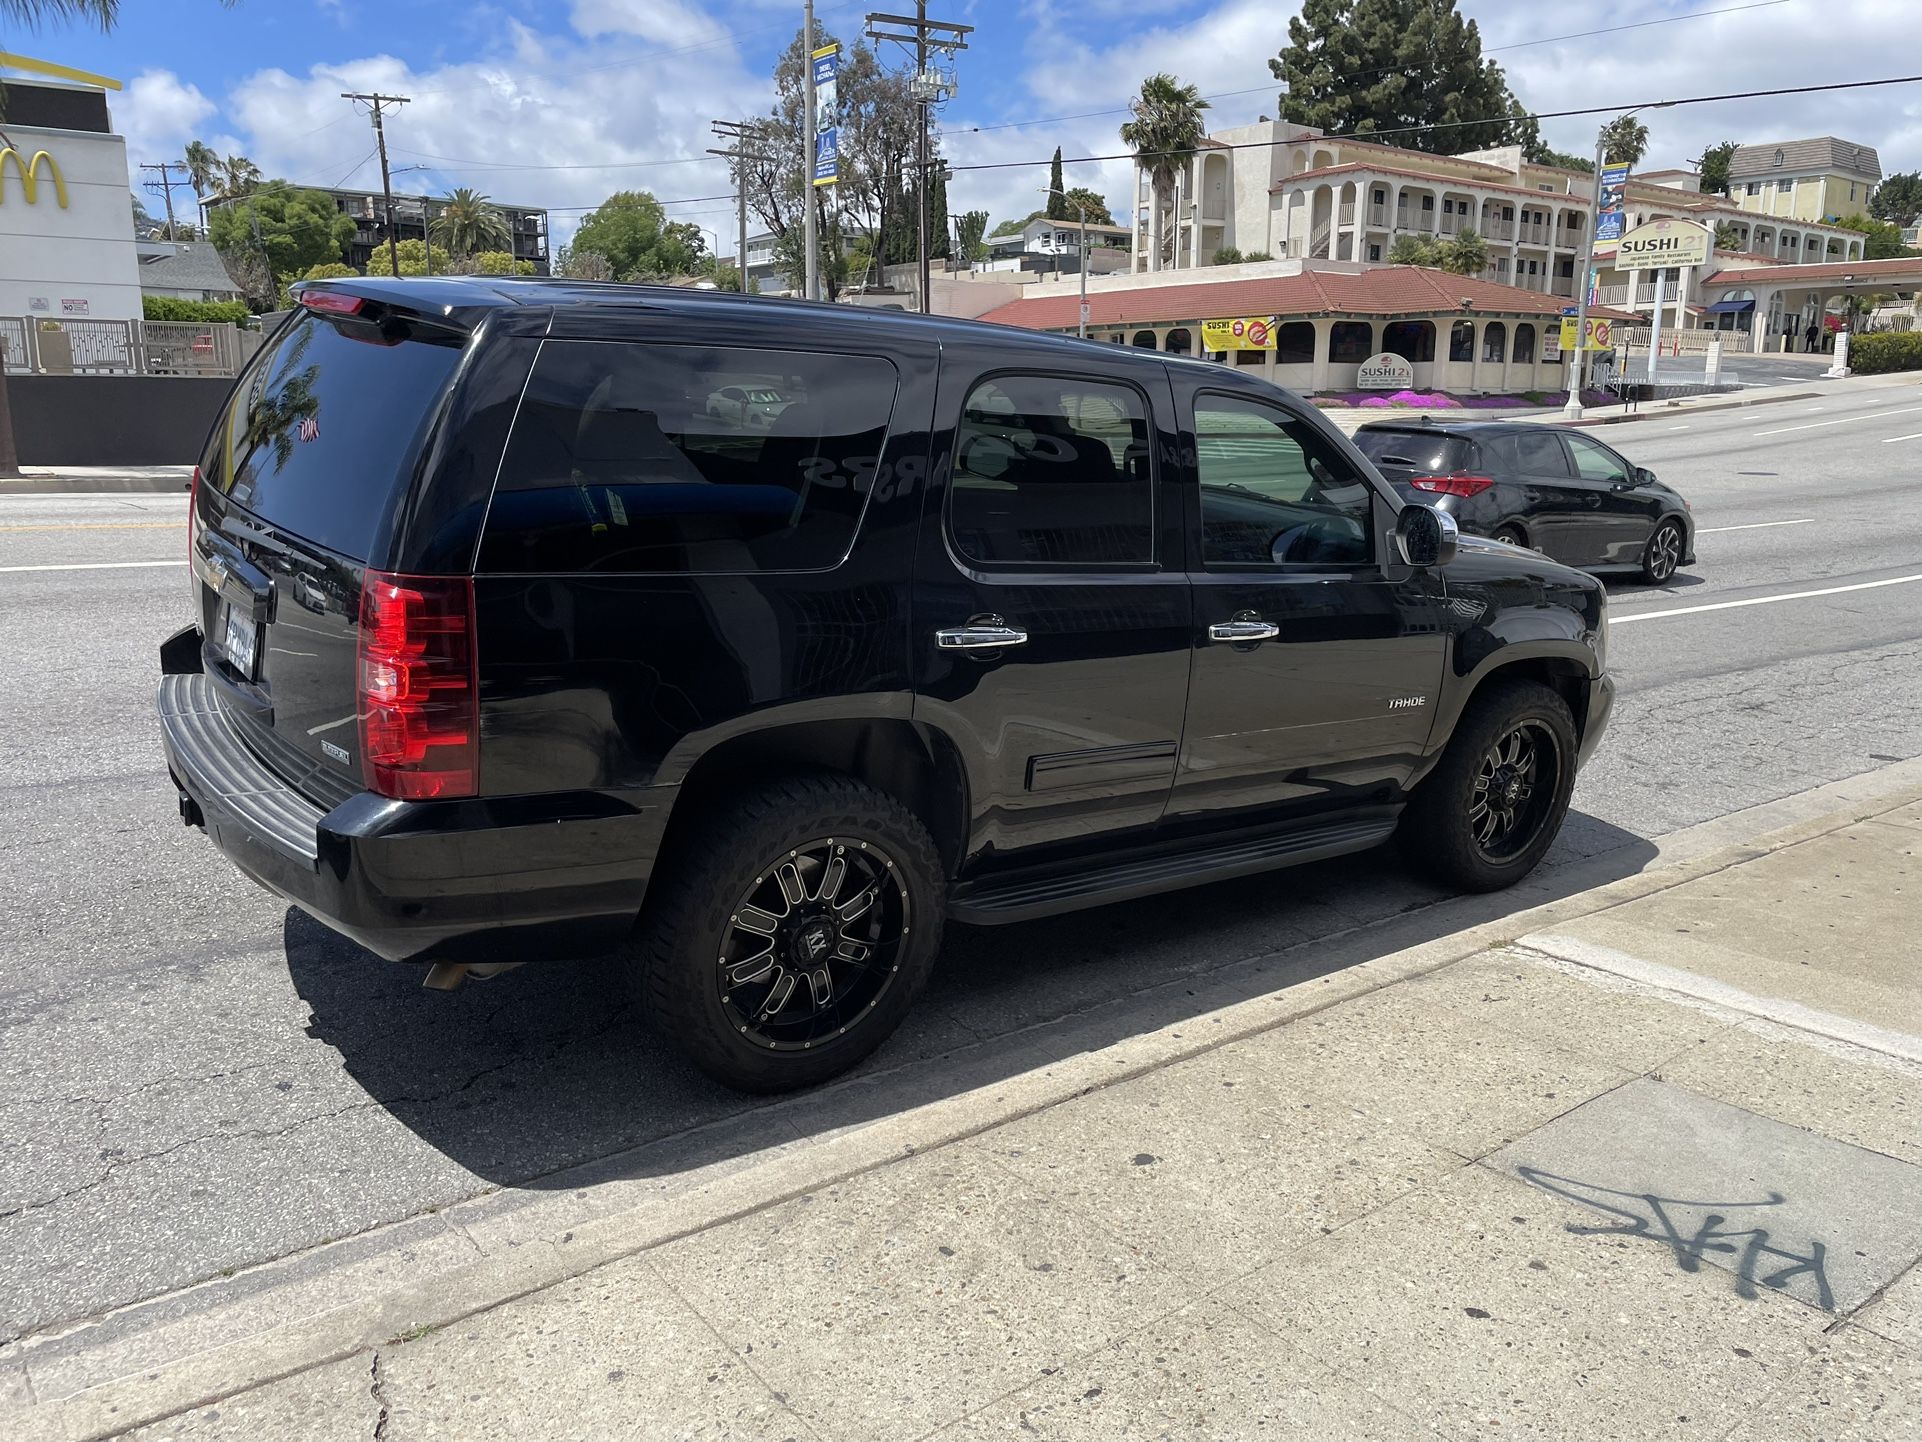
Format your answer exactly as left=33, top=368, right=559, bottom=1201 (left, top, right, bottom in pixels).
left=1519, top=933, right=1922, bottom=1065
left=0, top=560, right=178, bottom=574
left=1668, top=423, right=1690, bottom=429
left=1611, top=572, right=1922, bottom=624
left=1755, top=403, right=1922, bottom=436
left=1695, top=518, right=1815, bottom=534
left=1882, top=431, right=1922, bottom=445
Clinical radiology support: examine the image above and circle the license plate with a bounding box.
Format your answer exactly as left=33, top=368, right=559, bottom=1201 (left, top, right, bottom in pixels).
left=222, top=604, right=258, bottom=678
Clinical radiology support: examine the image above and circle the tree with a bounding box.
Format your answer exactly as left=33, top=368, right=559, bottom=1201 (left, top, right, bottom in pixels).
left=1835, top=213, right=1916, bottom=261
left=1387, top=234, right=1439, bottom=265
left=297, top=262, right=358, bottom=283
left=1439, top=227, right=1487, bottom=276
left=1535, top=148, right=1594, bottom=174
left=1870, top=171, right=1922, bottom=225
left=1714, top=222, right=1745, bottom=252
left=1046, top=148, right=1066, bottom=220
left=1272, top=0, right=1537, bottom=156
left=1059, top=187, right=1115, bottom=226
left=184, top=139, right=220, bottom=221
left=927, top=164, right=950, bottom=260
left=1696, top=140, right=1738, bottom=196
left=207, top=183, right=356, bottom=301
left=1120, top=72, right=1209, bottom=271
left=1600, top=115, right=1649, bottom=167
left=430, top=188, right=511, bottom=258
left=955, top=210, right=988, bottom=262
left=468, top=250, right=536, bottom=276
left=1214, top=246, right=1242, bottom=265
left=555, top=244, right=614, bottom=282
left=217, top=154, right=262, bottom=200
left=570, top=191, right=706, bottom=280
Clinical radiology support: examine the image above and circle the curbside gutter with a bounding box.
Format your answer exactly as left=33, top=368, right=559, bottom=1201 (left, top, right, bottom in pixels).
left=8, top=755, right=1922, bottom=1442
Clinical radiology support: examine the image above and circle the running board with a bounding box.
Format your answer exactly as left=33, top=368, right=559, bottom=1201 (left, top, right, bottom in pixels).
left=947, top=814, right=1400, bottom=926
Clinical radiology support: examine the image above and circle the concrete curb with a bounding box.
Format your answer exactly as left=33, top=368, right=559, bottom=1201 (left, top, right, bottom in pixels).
left=0, top=474, right=192, bottom=496
left=9, top=756, right=1922, bottom=1442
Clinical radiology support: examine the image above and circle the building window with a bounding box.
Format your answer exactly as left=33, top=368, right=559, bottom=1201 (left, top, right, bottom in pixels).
left=1449, top=320, right=1475, bottom=362
left=1373, top=187, right=1386, bottom=204
left=1778, top=179, right=1792, bottom=194
left=1368, top=243, right=1381, bottom=262
left=1275, top=322, right=1315, bottom=364
left=1772, top=148, right=1784, bottom=167
left=1382, top=320, right=1435, bottom=363
left=1421, top=195, right=1434, bottom=211
left=1746, top=181, right=1761, bottom=196
left=1165, top=328, right=1193, bottom=356
left=1329, top=321, right=1374, bottom=362
left=1234, top=348, right=1266, bottom=367
left=1513, top=323, right=1537, bottom=364
left=1849, top=182, right=1857, bottom=201
left=1481, top=322, right=1507, bottom=363
left=1442, top=198, right=1454, bottom=215
left=1132, top=330, right=1158, bottom=349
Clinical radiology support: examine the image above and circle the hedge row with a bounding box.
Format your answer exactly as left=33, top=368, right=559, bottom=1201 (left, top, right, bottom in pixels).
left=142, top=297, right=251, bottom=325
left=1850, top=331, right=1922, bottom=374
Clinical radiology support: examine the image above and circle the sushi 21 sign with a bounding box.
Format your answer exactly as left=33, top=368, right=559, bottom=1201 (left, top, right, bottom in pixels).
left=1615, top=218, right=1711, bottom=271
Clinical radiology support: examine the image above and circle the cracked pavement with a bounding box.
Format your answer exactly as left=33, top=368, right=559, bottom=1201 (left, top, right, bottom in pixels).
left=2, top=389, right=1919, bottom=1346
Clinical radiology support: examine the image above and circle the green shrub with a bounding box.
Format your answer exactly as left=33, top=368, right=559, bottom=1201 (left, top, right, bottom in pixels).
left=1242, top=249, right=1273, bottom=262
left=142, top=296, right=250, bottom=324
left=1850, top=331, right=1922, bottom=374
left=1212, top=246, right=1243, bottom=266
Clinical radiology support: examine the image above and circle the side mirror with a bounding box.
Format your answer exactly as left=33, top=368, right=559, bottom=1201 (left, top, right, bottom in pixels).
left=1630, top=466, right=1656, bottom=487
left=1394, top=504, right=1459, bottom=569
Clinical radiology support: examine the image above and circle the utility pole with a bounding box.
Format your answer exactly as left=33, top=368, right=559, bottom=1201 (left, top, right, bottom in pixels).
left=341, top=91, right=410, bottom=278
left=802, top=0, right=820, bottom=301
left=139, top=161, right=193, bottom=239
left=866, top=5, right=971, bottom=314
left=711, top=119, right=767, bottom=296
left=1045, top=184, right=1091, bottom=338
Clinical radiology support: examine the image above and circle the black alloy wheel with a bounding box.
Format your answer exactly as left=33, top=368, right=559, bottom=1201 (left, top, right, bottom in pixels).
left=1642, top=520, right=1684, bottom=584
left=1469, top=721, right=1561, bottom=861
left=719, top=837, right=911, bottom=1051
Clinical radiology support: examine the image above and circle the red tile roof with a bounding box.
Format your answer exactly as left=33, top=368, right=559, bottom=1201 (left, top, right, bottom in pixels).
left=973, top=266, right=1638, bottom=332
left=1702, top=255, right=1922, bottom=286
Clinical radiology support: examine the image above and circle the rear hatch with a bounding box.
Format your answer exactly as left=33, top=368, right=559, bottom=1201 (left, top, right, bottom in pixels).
left=1350, top=426, right=1480, bottom=499
left=191, top=296, right=471, bottom=803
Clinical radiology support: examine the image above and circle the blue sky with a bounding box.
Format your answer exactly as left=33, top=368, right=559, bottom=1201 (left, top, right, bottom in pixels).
left=16, top=0, right=1920, bottom=248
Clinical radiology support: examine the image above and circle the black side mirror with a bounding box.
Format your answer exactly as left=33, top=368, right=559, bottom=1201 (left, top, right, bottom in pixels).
left=1394, top=504, right=1459, bottom=569
left=1630, top=466, right=1657, bottom=487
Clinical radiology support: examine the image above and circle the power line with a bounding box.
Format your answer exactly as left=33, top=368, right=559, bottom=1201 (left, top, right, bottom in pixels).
left=944, top=74, right=1922, bottom=176
left=939, top=0, right=1797, bottom=139
left=138, top=160, right=193, bottom=238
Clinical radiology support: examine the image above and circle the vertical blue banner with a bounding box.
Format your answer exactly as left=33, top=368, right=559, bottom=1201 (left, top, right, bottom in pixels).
left=1595, top=163, right=1630, bottom=243
left=811, top=44, right=840, bottom=188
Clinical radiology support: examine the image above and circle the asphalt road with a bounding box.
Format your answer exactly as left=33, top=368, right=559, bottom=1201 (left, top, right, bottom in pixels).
left=2, top=377, right=1919, bottom=1344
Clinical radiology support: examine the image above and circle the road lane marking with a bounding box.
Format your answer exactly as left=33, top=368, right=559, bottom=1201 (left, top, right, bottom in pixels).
left=0, top=560, right=178, bottom=574
left=1882, top=431, right=1922, bottom=444
left=0, top=521, right=182, bottom=532
left=1611, top=572, right=1922, bottom=625
left=1755, top=404, right=1922, bottom=436
left=1695, top=518, right=1815, bottom=533
left=1668, top=423, right=1689, bottom=429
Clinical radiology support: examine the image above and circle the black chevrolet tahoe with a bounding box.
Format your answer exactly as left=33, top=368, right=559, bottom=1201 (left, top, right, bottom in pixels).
left=160, top=278, right=1613, bottom=1091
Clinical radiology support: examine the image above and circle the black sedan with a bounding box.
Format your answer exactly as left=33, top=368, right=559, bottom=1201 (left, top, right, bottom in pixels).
left=1352, top=419, right=1695, bottom=583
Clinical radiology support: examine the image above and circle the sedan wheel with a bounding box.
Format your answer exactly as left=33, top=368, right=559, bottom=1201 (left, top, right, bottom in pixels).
left=1641, top=520, right=1684, bottom=584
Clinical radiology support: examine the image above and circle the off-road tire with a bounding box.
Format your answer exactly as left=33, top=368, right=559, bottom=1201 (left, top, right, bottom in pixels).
left=630, top=774, right=945, bottom=1093
left=1400, top=679, right=1577, bottom=892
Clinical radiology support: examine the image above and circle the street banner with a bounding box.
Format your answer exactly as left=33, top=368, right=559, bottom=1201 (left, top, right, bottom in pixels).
left=811, top=44, right=839, bottom=188
left=1595, top=163, right=1630, bottom=243
left=1559, top=316, right=1613, bottom=351
left=1615, top=217, right=1711, bottom=270
left=1200, top=315, right=1277, bottom=351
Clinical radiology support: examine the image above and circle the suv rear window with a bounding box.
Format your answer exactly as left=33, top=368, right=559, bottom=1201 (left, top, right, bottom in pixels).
left=200, top=311, right=466, bottom=561
left=1351, top=429, right=1473, bottom=475
left=480, top=341, right=898, bottom=574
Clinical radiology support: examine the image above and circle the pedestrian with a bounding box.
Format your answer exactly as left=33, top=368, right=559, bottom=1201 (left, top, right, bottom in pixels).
left=1804, top=321, right=1819, bottom=354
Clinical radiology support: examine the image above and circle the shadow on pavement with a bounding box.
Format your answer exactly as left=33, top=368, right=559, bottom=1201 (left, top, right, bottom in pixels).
left=286, top=812, right=1656, bottom=1192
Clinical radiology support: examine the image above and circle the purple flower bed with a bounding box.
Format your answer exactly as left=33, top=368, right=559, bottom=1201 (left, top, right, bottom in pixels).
left=1315, top=387, right=1615, bottom=410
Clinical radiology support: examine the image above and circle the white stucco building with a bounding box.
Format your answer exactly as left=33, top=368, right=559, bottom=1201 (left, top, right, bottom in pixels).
left=0, top=74, right=143, bottom=325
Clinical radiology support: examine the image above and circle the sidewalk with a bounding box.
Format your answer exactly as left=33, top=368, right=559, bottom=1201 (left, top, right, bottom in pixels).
left=12, top=763, right=1922, bottom=1442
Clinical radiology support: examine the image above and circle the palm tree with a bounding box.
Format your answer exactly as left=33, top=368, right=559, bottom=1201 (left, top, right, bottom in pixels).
left=184, top=139, right=220, bottom=224
left=1120, top=73, right=1209, bottom=272
left=1600, top=115, right=1650, bottom=167
left=217, top=154, right=262, bottom=201
left=430, top=188, right=512, bottom=258
left=1714, top=222, right=1745, bottom=253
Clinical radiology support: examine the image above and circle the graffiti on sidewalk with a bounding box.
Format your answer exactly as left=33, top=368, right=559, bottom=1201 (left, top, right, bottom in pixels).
left=1515, top=1166, right=1835, bottom=1311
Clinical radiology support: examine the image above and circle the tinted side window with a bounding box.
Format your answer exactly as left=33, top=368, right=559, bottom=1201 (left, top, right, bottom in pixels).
left=948, top=373, right=1153, bottom=567
left=1476, top=434, right=1521, bottom=474
left=1351, top=429, right=1471, bottom=474
left=1514, top=430, right=1573, bottom=477
left=481, top=341, right=897, bottom=573
left=1565, top=433, right=1629, bottom=482
left=202, top=312, right=465, bottom=561
left=1195, top=393, right=1374, bottom=568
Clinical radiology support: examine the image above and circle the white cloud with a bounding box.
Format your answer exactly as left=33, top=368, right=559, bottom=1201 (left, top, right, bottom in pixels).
left=569, top=0, right=728, bottom=46
left=114, top=69, right=218, bottom=171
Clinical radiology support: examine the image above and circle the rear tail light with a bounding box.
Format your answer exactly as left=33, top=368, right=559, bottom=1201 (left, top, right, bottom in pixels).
left=300, top=289, right=365, bottom=316
left=357, top=571, right=479, bottom=800
left=1410, top=473, right=1496, bottom=498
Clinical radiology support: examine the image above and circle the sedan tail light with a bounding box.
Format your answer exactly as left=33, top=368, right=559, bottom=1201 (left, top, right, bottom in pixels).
left=357, top=571, right=479, bottom=800
left=1410, top=473, right=1496, bottom=499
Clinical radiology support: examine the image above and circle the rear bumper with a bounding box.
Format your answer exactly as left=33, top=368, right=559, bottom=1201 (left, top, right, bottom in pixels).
left=158, top=644, right=675, bottom=965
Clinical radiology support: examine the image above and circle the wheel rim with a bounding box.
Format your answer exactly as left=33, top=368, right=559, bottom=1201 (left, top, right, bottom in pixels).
left=719, top=837, right=911, bottom=1051
left=1648, top=523, right=1681, bottom=581
left=1470, top=721, right=1562, bottom=861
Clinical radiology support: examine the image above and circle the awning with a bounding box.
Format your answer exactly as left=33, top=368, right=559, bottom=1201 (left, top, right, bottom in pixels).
left=1705, top=298, right=1755, bottom=314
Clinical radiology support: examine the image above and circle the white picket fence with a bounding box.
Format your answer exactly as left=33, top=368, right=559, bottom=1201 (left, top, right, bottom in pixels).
left=0, top=317, right=263, bottom=378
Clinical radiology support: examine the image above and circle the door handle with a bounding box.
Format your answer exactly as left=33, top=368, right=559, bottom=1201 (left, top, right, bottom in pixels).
left=1208, top=618, right=1280, bottom=643
left=936, top=621, right=1029, bottom=651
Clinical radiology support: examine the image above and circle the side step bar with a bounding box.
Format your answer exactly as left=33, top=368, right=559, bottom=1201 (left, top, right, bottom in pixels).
left=947, top=814, right=1399, bottom=926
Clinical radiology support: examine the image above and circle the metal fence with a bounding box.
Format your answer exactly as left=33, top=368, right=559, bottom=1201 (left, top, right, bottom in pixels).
left=1, top=318, right=263, bottom=378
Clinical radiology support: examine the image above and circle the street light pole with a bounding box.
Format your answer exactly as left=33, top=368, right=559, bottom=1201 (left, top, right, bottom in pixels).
left=802, top=0, right=820, bottom=301
left=1043, top=183, right=1089, bottom=338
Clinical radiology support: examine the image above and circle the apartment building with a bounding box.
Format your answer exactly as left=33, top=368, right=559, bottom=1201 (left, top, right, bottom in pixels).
left=207, top=186, right=551, bottom=274
left=1729, top=137, right=1881, bottom=224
